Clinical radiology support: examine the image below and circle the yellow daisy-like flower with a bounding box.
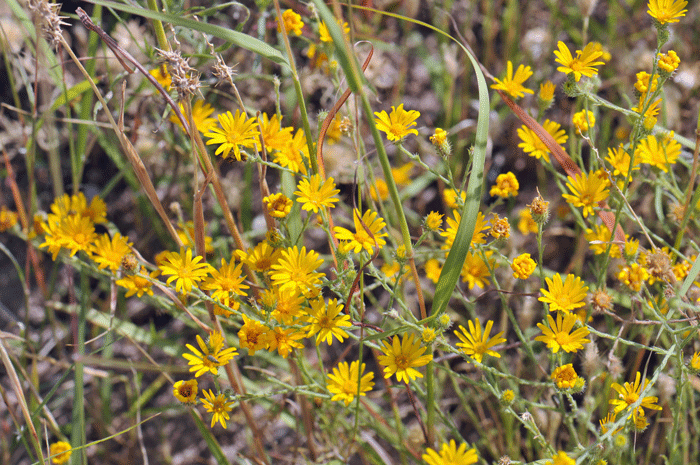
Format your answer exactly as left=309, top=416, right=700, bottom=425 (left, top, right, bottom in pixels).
left=535, top=312, right=591, bottom=354
left=374, top=104, right=420, bottom=142
left=585, top=224, right=621, bottom=258
left=424, top=211, right=444, bottom=232
left=511, top=253, right=536, bottom=279
left=657, top=50, right=680, bottom=74
left=275, top=128, right=310, bottom=174
left=278, top=9, right=304, bottom=36
left=182, top=331, right=238, bottom=377
left=319, top=19, right=350, bottom=43
left=158, top=248, right=212, bottom=294
left=201, top=258, right=249, bottom=308
left=618, top=263, right=649, bottom=292
left=263, top=193, right=293, bottom=219
left=489, top=213, right=510, bottom=239
left=173, top=379, right=198, bottom=404
left=443, top=188, right=466, bottom=209
left=609, top=371, right=663, bottom=417
left=267, top=286, right=306, bottom=325
left=257, top=113, right=293, bottom=153
left=606, top=145, right=639, bottom=179
left=170, top=99, right=217, bottom=133
left=647, top=0, right=688, bottom=24
left=204, top=110, right=259, bottom=161
left=551, top=364, right=579, bottom=389
left=326, top=360, right=375, bottom=406
left=90, top=232, right=133, bottom=273
left=49, top=441, right=72, bottom=465
left=238, top=314, right=271, bottom=355
left=572, top=109, right=595, bottom=135
left=334, top=209, right=388, bottom=254
left=539, top=273, right=589, bottom=313
left=294, top=174, right=340, bottom=213
left=422, top=440, right=478, bottom=465
left=562, top=170, right=610, bottom=218
left=0, top=205, right=18, bottom=232
left=269, top=246, right=325, bottom=294
left=200, top=389, right=235, bottom=428
left=377, top=333, right=433, bottom=383
left=517, top=119, right=568, bottom=164
left=517, top=208, right=538, bottom=235
left=634, top=71, right=658, bottom=95
left=460, top=250, right=496, bottom=289
left=425, top=258, right=442, bottom=283
left=539, top=80, right=556, bottom=102
left=490, top=60, right=535, bottom=98
left=267, top=327, right=304, bottom=358
left=635, top=133, right=681, bottom=172
left=599, top=411, right=619, bottom=434
left=441, top=210, right=489, bottom=250
left=546, top=451, right=576, bottom=465
left=305, top=297, right=352, bottom=345
left=116, top=267, right=159, bottom=298
left=689, top=351, right=700, bottom=371
left=236, top=241, right=282, bottom=273
left=454, top=318, right=506, bottom=363
left=554, top=41, right=605, bottom=82
left=430, top=127, right=448, bottom=145
left=149, top=65, right=171, bottom=90
left=489, top=171, right=519, bottom=198
left=40, top=213, right=97, bottom=259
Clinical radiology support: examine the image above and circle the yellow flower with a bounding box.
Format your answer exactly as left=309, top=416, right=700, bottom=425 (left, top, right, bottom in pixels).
left=554, top=41, right=605, bottom=82
left=173, top=379, right=198, bottom=404
left=257, top=113, right=293, bottom=153
left=634, top=71, right=659, bottom=95
left=517, top=119, right=568, bottom=164
left=334, top=209, right=388, bottom=254
left=441, top=210, right=489, bottom=250
left=270, top=246, right=325, bottom=294
left=268, top=327, right=305, bottom=358
left=275, top=128, right=310, bottom=174
left=40, top=214, right=97, bottom=259
left=689, top=351, right=700, bottom=371
left=517, top=208, right=538, bottom=235
left=319, top=19, right=350, bottom=43
left=90, top=232, right=133, bottom=273
left=236, top=241, right=281, bottom=273
left=430, top=127, right=448, bottom=145
left=585, top=224, right=621, bottom=258
left=635, top=132, right=681, bottom=172
left=539, top=80, right=556, bottom=102
left=425, top=258, right=442, bottom=283
left=204, top=110, right=259, bottom=161
left=454, top=318, right=506, bottom=363
left=599, top=411, right=619, bottom=434
left=263, top=193, right=293, bottom=219
left=546, top=451, right=576, bottom=465
left=511, top=253, right=536, bottom=279
left=424, top=211, right=444, bottom=231
left=116, top=267, right=159, bottom=298
left=374, top=104, right=420, bottom=142
left=489, top=171, right=519, bottom=198
left=606, top=145, right=639, bottom=179
left=422, top=440, right=478, bottom=465
left=277, top=9, right=304, bottom=36
left=326, top=360, right=375, bottom=406
left=149, top=65, right=171, bottom=90
left=266, top=286, right=306, bottom=325
left=305, top=297, right=352, bottom=345
left=377, top=333, right=432, bottom=383
left=539, top=273, right=589, bottom=313
left=200, top=389, right=234, bottom=428
left=489, top=213, right=510, bottom=239
left=618, top=263, right=649, bottom=292
left=535, top=312, right=591, bottom=354
left=49, top=441, right=72, bottom=465
left=201, top=258, right=249, bottom=308
left=176, top=221, right=214, bottom=255
left=609, top=371, right=663, bottom=417
left=0, top=205, right=18, bottom=232
left=169, top=99, right=217, bottom=133
left=572, top=109, right=595, bottom=135
left=294, top=174, right=340, bottom=213
left=238, top=314, right=271, bottom=355
left=443, top=188, right=466, bottom=209
left=158, top=248, right=212, bottom=294
left=182, top=331, right=238, bottom=377
left=647, top=0, right=687, bottom=24
left=657, top=50, right=680, bottom=73
left=460, top=250, right=496, bottom=289
left=490, top=60, right=534, bottom=98
left=370, top=179, right=389, bottom=201
left=562, top=170, right=610, bottom=218
left=551, top=364, right=579, bottom=389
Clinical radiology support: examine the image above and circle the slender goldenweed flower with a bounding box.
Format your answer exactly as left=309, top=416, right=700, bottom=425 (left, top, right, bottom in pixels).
left=305, top=298, right=352, bottom=345
left=423, top=440, right=478, bottom=465
left=554, top=41, right=605, bottom=82
left=647, top=0, right=688, bottom=24
left=49, top=441, right=72, bottom=465
left=546, top=451, right=575, bottom=465
left=454, top=318, right=506, bottom=363
left=490, top=61, right=535, bottom=98
left=511, top=253, right=536, bottom=279
left=183, top=331, right=238, bottom=377
left=278, top=9, right=304, bottom=36
left=377, top=333, right=432, bottom=383
left=334, top=209, right=388, bottom=254
left=326, top=360, right=375, bottom=406
left=609, top=371, right=662, bottom=418
left=159, top=248, right=212, bottom=294
left=572, top=109, right=596, bottom=135
left=539, top=273, right=589, bottom=313
left=562, top=171, right=610, bottom=218
left=200, top=389, right=234, bottom=428
left=270, top=246, right=325, bottom=294
left=173, top=379, right=198, bottom=404
left=489, top=171, right=519, bottom=198
left=374, top=104, right=420, bottom=142
left=536, top=312, right=591, bottom=353
left=91, top=232, right=133, bottom=272
left=517, top=120, right=568, bottom=164
left=238, top=315, right=271, bottom=355
left=204, top=110, right=259, bottom=161
left=294, top=174, right=340, bottom=213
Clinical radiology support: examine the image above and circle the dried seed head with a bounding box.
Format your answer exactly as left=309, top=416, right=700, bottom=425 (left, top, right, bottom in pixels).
left=212, top=55, right=237, bottom=87
left=528, top=189, right=550, bottom=225
left=28, top=0, right=69, bottom=48
left=157, top=48, right=200, bottom=98
left=645, top=248, right=675, bottom=285
left=590, top=288, right=613, bottom=314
